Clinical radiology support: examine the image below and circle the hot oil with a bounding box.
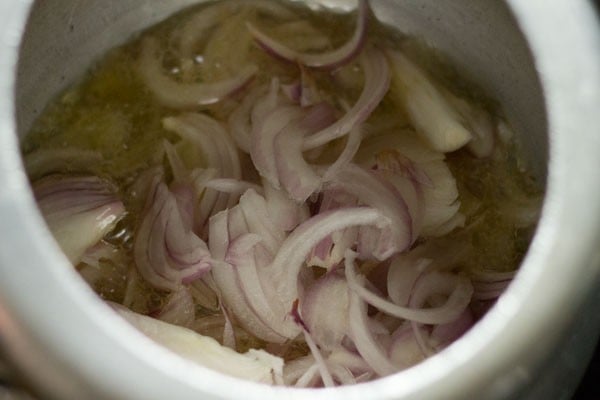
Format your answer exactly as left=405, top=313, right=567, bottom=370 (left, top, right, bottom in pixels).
left=21, top=0, right=541, bottom=352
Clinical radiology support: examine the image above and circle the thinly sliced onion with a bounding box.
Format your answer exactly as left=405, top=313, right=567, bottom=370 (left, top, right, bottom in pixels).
left=346, top=253, right=473, bottom=325
left=208, top=210, right=287, bottom=343
left=251, top=105, right=304, bottom=187
left=238, top=189, right=284, bottom=254
left=163, top=113, right=242, bottom=229
left=226, top=233, right=300, bottom=339
left=178, top=0, right=295, bottom=59
left=307, top=190, right=359, bottom=269
left=328, top=163, right=413, bottom=259
left=229, top=84, right=269, bottom=153
left=33, top=175, right=126, bottom=264
left=302, top=330, right=334, bottom=387
left=387, top=50, right=472, bottom=152
left=274, top=121, right=322, bottom=202
left=347, top=285, right=398, bottom=376
left=263, top=179, right=310, bottom=232
left=303, top=47, right=391, bottom=150
left=139, top=38, right=257, bottom=109
left=301, top=273, right=350, bottom=349
left=204, top=179, right=263, bottom=196
left=113, top=304, right=283, bottom=384
left=134, top=174, right=212, bottom=291
left=322, top=126, right=363, bottom=182
left=388, top=325, right=427, bottom=369
left=246, top=0, right=368, bottom=69
left=269, top=207, right=390, bottom=316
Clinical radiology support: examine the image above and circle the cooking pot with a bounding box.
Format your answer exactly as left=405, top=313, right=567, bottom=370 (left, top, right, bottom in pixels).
left=1, top=0, right=599, bottom=399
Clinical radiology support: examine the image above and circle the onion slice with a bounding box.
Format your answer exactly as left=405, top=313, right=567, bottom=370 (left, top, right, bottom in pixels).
left=246, top=0, right=368, bottom=70
left=303, top=47, right=391, bottom=150
left=139, top=38, right=257, bottom=109
left=113, top=304, right=284, bottom=384
left=33, top=174, right=126, bottom=264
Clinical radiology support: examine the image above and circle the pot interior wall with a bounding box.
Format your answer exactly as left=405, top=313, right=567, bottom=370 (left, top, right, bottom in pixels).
left=16, top=0, right=548, bottom=182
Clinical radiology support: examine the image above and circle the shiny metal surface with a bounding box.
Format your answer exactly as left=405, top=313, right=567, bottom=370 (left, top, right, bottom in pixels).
left=0, top=0, right=599, bottom=399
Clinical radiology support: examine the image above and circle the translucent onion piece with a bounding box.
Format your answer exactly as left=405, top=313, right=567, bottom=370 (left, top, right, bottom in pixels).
left=388, top=325, right=427, bottom=369
left=449, top=96, right=496, bottom=158
left=303, top=47, right=391, bottom=150
left=178, top=0, right=295, bottom=59
left=307, top=190, right=359, bottom=269
left=204, top=178, right=263, bottom=196
left=388, top=50, right=472, bottom=152
left=246, top=0, right=368, bottom=70
left=163, top=113, right=242, bottom=230
left=356, top=131, right=462, bottom=236
left=329, top=163, right=413, bottom=260
left=347, top=285, right=397, bottom=377
left=346, top=253, right=473, bottom=325
left=229, top=84, right=269, bottom=153
left=33, top=175, right=126, bottom=264
left=134, top=175, right=212, bottom=291
left=208, top=209, right=290, bottom=343
left=269, top=207, right=390, bottom=319
left=263, top=179, right=310, bottom=232
left=113, top=304, right=283, bottom=384
left=302, top=330, right=335, bottom=387
left=138, top=38, right=257, bottom=109
left=251, top=105, right=304, bottom=187
left=274, top=121, right=322, bottom=202
left=301, top=273, right=350, bottom=349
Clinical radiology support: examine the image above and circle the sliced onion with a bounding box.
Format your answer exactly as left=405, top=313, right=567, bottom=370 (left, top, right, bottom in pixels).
left=322, top=126, right=363, bottom=182
left=263, top=179, right=310, bottom=232
left=204, top=178, right=263, bottom=196
left=251, top=105, right=304, bottom=187
left=33, top=174, right=126, bottom=264
left=134, top=174, right=212, bottom=291
left=113, top=304, right=283, bottom=384
left=307, top=190, right=359, bottom=269
left=229, top=84, right=269, bottom=153
left=139, top=38, right=257, bottom=109
left=269, top=207, right=390, bottom=317
left=178, top=0, right=295, bottom=59
left=346, top=252, right=473, bottom=325
left=208, top=209, right=287, bottom=343
left=274, top=121, right=322, bottom=202
left=303, top=47, right=391, bottom=150
left=301, top=273, right=350, bottom=349
left=388, top=325, right=427, bottom=369
left=246, top=0, right=368, bottom=70
left=225, top=233, right=300, bottom=339
left=347, top=285, right=398, bottom=376
left=328, top=163, right=413, bottom=259
left=387, top=50, right=472, bottom=152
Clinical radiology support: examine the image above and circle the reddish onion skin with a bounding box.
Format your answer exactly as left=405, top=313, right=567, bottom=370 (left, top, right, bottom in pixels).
left=33, top=174, right=126, bottom=265
left=134, top=174, right=212, bottom=291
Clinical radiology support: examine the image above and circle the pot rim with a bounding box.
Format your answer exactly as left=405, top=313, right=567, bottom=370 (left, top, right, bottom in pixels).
left=1, top=1, right=599, bottom=399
